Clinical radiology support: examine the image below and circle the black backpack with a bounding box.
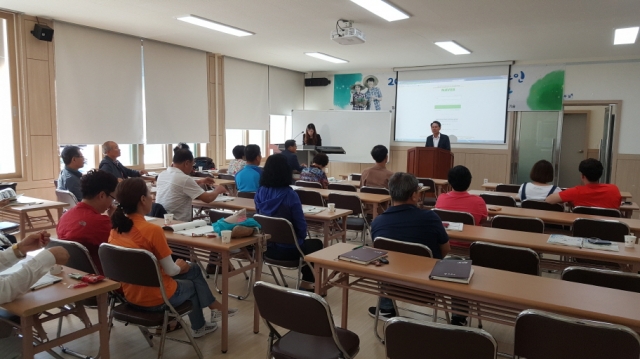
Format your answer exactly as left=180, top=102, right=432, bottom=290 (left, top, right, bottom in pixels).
left=193, top=157, right=216, bottom=170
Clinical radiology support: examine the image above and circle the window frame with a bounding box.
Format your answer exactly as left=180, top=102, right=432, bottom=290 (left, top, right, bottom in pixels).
left=225, top=130, right=267, bottom=163
left=0, top=11, right=22, bottom=179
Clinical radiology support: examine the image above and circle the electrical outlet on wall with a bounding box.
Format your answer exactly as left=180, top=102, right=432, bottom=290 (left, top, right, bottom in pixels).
left=483, top=178, right=488, bottom=183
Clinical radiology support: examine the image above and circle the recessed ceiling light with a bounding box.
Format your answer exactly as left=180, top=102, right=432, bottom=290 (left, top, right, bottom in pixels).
left=305, top=52, right=349, bottom=64
left=350, top=0, right=409, bottom=22
left=177, top=15, right=254, bottom=37
left=435, top=41, right=471, bottom=55
left=614, top=27, right=639, bottom=45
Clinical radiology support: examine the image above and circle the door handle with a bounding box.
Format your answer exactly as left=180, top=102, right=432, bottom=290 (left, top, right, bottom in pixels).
left=578, top=150, right=584, bottom=153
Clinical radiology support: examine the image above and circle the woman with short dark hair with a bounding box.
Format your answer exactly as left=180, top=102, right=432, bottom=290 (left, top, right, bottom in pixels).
left=299, top=153, right=330, bottom=188
left=518, top=160, right=560, bottom=200
left=228, top=145, right=246, bottom=175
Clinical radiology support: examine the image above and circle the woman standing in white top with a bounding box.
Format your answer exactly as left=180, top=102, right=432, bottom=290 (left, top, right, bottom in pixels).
left=518, top=160, right=561, bottom=200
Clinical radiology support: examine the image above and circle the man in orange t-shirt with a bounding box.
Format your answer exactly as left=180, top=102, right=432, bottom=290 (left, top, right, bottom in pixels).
left=546, top=158, right=621, bottom=209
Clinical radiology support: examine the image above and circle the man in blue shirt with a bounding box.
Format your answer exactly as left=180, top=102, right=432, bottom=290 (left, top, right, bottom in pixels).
left=57, top=146, right=85, bottom=201
left=235, top=144, right=263, bottom=193
left=280, top=140, right=306, bottom=173
left=368, top=172, right=450, bottom=320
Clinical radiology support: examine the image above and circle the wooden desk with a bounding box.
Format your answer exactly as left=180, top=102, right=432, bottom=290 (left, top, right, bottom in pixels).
left=292, top=187, right=390, bottom=219
left=307, top=243, right=640, bottom=333
left=0, top=266, right=120, bottom=358
left=192, top=197, right=353, bottom=247
left=481, top=182, right=633, bottom=200
left=446, top=225, right=640, bottom=271
left=149, top=218, right=263, bottom=354
left=0, top=197, right=67, bottom=239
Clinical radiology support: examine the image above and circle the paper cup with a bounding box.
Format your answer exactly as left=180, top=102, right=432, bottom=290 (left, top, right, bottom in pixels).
left=221, top=230, right=232, bottom=244
left=625, top=235, right=636, bottom=248
left=198, top=166, right=203, bottom=172
left=348, top=175, right=352, bottom=181
left=328, top=203, right=336, bottom=213
left=50, top=265, right=63, bottom=275
left=164, top=213, right=174, bottom=225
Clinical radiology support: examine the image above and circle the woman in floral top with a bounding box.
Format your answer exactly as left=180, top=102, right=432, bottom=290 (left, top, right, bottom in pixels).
left=350, top=82, right=367, bottom=111
left=299, top=153, right=330, bottom=189
left=228, top=145, right=246, bottom=175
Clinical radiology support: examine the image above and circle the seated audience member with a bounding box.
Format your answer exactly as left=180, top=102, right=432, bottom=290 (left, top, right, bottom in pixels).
left=156, top=149, right=226, bottom=222
left=518, top=160, right=560, bottom=200
left=368, top=172, right=450, bottom=320
left=436, top=165, right=488, bottom=225
left=56, top=170, right=118, bottom=275
left=546, top=158, right=621, bottom=208
left=299, top=153, right=330, bottom=189
left=281, top=139, right=306, bottom=173
left=57, top=145, right=85, bottom=201
left=254, top=154, right=321, bottom=290
left=109, top=178, right=236, bottom=337
left=99, top=141, right=148, bottom=181
left=0, top=232, right=69, bottom=358
left=228, top=145, right=246, bottom=175
left=360, top=145, right=394, bottom=188
left=235, top=144, right=263, bottom=193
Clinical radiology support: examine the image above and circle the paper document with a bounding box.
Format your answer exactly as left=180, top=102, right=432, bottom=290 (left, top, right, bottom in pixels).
left=547, top=235, right=583, bottom=248
left=214, top=196, right=235, bottom=202
left=164, top=220, right=214, bottom=236
left=30, top=273, right=63, bottom=290
left=302, top=206, right=325, bottom=214
left=443, top=221, right=464, bottom=231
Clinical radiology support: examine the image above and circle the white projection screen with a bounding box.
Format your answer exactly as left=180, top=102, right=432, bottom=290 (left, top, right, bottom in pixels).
left=395, top=65, right=510, bottom=144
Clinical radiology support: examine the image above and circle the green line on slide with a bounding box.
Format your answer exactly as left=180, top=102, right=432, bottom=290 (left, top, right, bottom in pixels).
left=434, top=104, right=461, bottom=109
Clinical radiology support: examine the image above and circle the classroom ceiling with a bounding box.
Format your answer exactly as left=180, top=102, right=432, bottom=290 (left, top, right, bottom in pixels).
left=3, top=0, right=640, bottom=72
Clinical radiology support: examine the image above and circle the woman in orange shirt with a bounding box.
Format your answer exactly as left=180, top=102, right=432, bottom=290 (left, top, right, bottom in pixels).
left=108, top=178, right=237, bottom=338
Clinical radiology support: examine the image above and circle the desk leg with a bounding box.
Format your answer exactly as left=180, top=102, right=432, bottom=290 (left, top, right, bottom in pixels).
left=314, top=264, right=323, bottom=296
left=221, top=250, right=229, bottom=353
left=372, top=204, right=379, bottom=220
left=97, top=292, right=111, bottom=358
left=253, top=242, right=262, bottom=334
left=341, top=215, right=347, bottom=243
left=341, top=275, right=349, bottom=329
left=19, top=213, right=26, bottom=240
left=323, top=220, right=331, bottom=247
left=56, top=207, right=63, bottom=221
left=21, top=315, right=35, bottom=358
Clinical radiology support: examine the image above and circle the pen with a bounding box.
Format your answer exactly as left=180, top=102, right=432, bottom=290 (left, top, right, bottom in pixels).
left=353, top=245, right=364, bottom=250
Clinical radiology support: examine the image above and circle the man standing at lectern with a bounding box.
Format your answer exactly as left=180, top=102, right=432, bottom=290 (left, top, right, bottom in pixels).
left=425, top=121, right=451, bottom=151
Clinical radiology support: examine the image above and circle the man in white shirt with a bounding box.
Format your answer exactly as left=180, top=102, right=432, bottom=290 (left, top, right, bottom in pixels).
left=156, top=149, right=227, bottom=222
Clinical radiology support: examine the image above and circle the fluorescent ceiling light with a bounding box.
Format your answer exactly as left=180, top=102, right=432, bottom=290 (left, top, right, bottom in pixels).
left=614, top=27, right=639, bottom=45
left=177, top=15, right=254, bottom=37
left=350, top=0, right=409, bottom=22
left=305, top=52, right=348, bottom=64
left=435, top=41, right=471, bottom=55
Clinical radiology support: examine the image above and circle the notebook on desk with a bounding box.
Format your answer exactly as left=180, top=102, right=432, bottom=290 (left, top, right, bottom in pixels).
left=429, top=260, right=474, bottom=284
left=338, top=247, right=388, bottom=265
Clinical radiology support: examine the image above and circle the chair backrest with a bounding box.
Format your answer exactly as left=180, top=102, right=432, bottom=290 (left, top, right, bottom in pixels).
left=52, top=180, right=58, bottom=188
left=491, top=215, right=544, bottom=234
left=521, top=199, right=564, bottom=212
left=360, top=186, right=390, bottom=195
left=295, top=180, right=322, bottom=189
left=327, top=193, right=364, bottom=216
left=295, top=189, right=325, bottom=207
left=237, top=192, right=256, bottom=199
left=253, top=214, right=299, bottom=246
left=495, top=184, right=520, bottom=193
left=47, top=238, right=99, bottom=274
left=432, top=209, right=475, bottom=225
left=573, top=206, right=621, bottom=218
left=147, top=202, right=167, bottom=218
left=561, top=266, right=640, bottom=293
left=417, top=178, right=436, bottom=195
left=209, top=209, right=232, bottom=223
left=218, top=174, right=235, bottom=181
left=98, top=243, right=162, bottom=288
left=479, top=194, right=517, bottom=207
left=328, top=183, right=357, bottom=192
left=254, top=281, right=354, bottom=356
left=349, top=173, right=361, bottom=181
left=572, top=218, right=630, bottom=243
left=469, top=241, right=539, bottom=276
left=385, top=317, right=497, bottom=359
left=0, top=182, right=17, bottom=191
left=514, top=309, right=640, bottom=359
left=55, top=189, right=78, bottom=208
left=374, top=237, right=433, bottom=258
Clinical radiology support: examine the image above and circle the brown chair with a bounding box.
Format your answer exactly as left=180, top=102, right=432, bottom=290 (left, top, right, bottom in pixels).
left=491, top=215, right=544, bottom=233
left=417, top=178, right=437, bottom=207
left=98, top=243, right=202, bottom=359
left=573, top=206, right=621, bottom=218
left=479, top=193, right=517, bottom=207
left=296, top=180, right=323, bottom=189
left=295, top=189, right=325, bottom=207
left=470, top=241, right=540, bottom=276
left=385, top=317, right=497, bottom=359
left=328, top=183, right=357, bottom=192
left=432, top=209, right=475, bottom=225
left=495, top=184, right=520, bottom=193
left=521, top=199, right=564, bottom=212
left=254, top=214, right=310, bottom=289
left=561, top=266, right=640, bottom=293
left=514, top=309, right=640, bottom=359
left=572, top=218, right=630, bottom=243
left=55, top=189, right=78, bottom=210
left=253, top=281, right=360, bottom=359
left=349, top=173, right=361, bottom=181
left=237, top=191, right=255, bottom=199
left=359, top=186, right=389, bottom=195
left=328, top=193, right=369, bottom=245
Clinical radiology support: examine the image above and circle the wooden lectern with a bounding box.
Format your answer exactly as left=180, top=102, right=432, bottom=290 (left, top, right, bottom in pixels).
left=407, top=147, right=454, bottom=179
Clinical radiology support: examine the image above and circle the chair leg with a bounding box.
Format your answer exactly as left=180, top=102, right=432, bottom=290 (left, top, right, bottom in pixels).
left=295, top=263, right=302, bottom=290
left=373, top=297, right=384, bottom=343
left=276, top=268, right=289, bottom=287
left=139, top=326, right=154, bottom=348
left=176, top=315, right=203, bottom=359
left=157, top=312, right=169, bottom=359
left=267, top=265, right=281, bottom=286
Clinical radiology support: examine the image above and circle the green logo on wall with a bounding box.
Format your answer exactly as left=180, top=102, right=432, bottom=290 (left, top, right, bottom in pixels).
left=526, top=70, right=565, bottom=111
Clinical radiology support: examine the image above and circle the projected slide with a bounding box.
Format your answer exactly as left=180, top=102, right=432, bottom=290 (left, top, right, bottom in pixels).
left=395, top=75, right=508, bottom=143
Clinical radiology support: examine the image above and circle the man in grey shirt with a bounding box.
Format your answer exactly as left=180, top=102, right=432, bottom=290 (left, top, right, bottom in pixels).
left=57, top=145, right=85, bottom=201
left=99, top=141, right=148, bottom=181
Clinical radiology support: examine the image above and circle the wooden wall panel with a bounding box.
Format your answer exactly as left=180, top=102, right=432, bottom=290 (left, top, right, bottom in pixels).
left=587, top=148, right=599, bottom=159
left=30, top=136, right=55, bottom=181
left=464, top=153, right=508, bottom=190
left=23, top=20, right=48, bottom=61
left=327, top=162, right=361, bottom=178
left=26, top=59, right=52, bottom=135
left=614, top=154, right=640, bottom=219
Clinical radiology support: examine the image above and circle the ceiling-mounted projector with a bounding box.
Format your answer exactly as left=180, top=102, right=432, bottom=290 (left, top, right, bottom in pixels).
left=331, top=20, right=365, bottom=45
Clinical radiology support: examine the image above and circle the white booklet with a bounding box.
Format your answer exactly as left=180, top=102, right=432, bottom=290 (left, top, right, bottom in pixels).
left=547, top=234, right=583, bottom=248
left=163, top=220, right=214, bottom=236
left=214, top=196, right=235, bottom=202
left=30, top=273, right=63, bottom=290
left=443, top=221, right=464, bottom=231
left=302, top=205, right=325, bottom=214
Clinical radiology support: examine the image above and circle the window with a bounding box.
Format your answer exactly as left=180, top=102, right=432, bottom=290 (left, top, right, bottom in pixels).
left=118, top=144, right=137, bottom=166
left=143, top=144, right=165, bottom=168
left=225, top=130, right=267, bottom=160
left=269, top=115, right=292, bottom=155
left=248, top=130, right=266, bottom=153
left=0, top=13, right=20, bottom=177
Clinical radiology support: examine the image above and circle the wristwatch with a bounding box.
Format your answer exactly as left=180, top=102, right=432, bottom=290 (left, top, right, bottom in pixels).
left=12, top=243, right=26, bottom=258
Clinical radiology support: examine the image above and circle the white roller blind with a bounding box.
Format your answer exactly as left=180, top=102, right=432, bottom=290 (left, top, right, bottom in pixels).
left=55, top=22, right=143, bottom=145
left=224, top=57, right=269, bottom=130
left=269, top=66, right=304, bottom=115
left=143, top=40, right=208, bottom=144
